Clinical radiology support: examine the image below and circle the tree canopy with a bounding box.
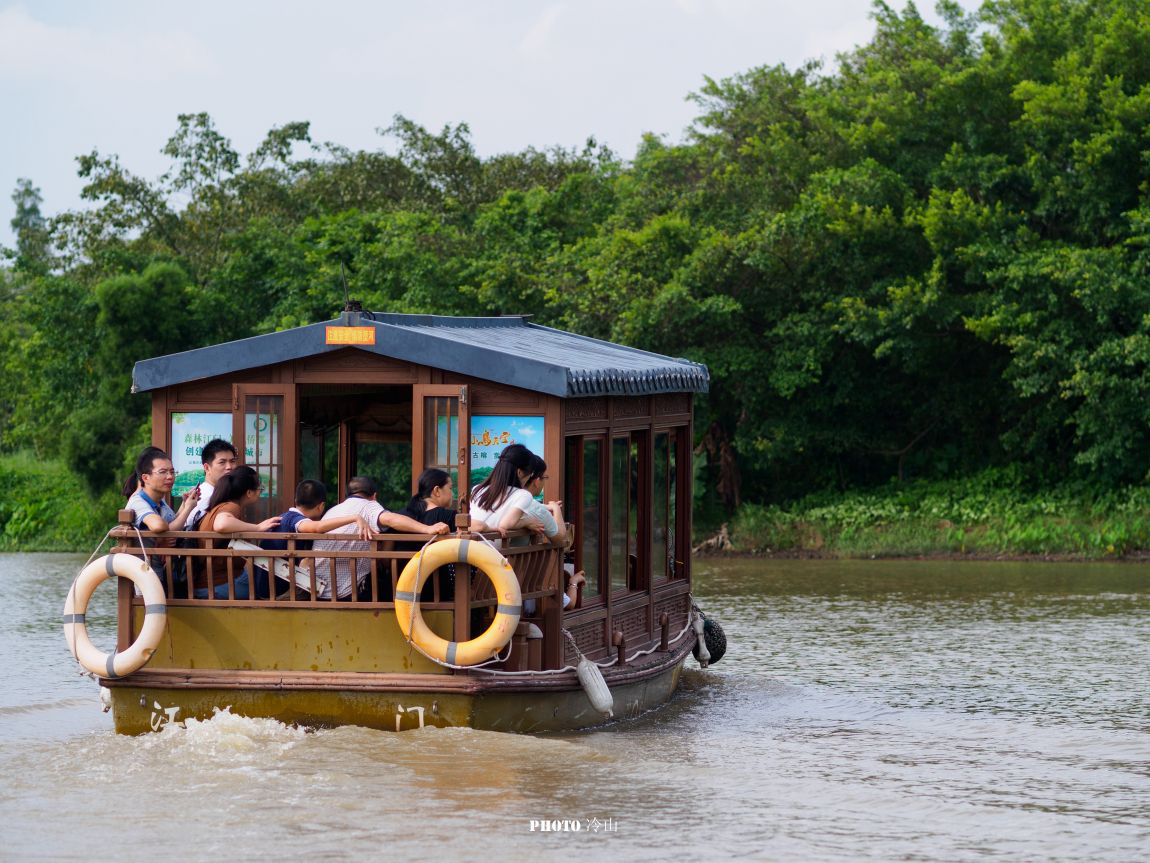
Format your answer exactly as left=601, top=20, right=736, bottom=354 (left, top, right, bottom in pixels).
left=4, top=0, right=1150, bottom=506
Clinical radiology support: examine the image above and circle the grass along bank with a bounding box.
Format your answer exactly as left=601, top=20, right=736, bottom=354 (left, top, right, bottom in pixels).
left=723, top=472, right=1150, bottom=559
left=0, top=452, right=121, bottom=552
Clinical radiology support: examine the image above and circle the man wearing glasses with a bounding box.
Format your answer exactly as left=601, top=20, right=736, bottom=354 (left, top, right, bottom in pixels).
left=126, top=449, right=201, bottom=554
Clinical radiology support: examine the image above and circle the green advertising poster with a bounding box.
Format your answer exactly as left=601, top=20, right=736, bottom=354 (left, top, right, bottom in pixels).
left=244, top=411, right=278, bottom=498
left=170, top=412, right=233, bottom=495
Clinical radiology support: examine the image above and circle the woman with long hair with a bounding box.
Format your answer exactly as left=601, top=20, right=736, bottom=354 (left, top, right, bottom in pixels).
left=401, top=468, right=457, bottom=528
left=399, top=467, right=460, bottom=600
left=197, top=465, right=281, bottom=599
left=468, top=443, right=535, bottom=534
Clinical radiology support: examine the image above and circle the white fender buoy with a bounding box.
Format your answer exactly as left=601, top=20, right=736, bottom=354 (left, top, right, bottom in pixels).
left=692, top=612, right=711, bottom=668
left=576, top=656, right=614, bottom=717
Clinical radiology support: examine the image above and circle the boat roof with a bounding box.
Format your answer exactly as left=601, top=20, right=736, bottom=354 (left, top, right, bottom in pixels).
left=132, top=311, right=710, bottom=398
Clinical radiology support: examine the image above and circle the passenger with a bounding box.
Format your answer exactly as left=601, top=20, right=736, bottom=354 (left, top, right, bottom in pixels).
left=468, top=443, right=538, bottom=536
left=123, top=448, right=201, bottom=579
left=260, top=479, right=373, bottom=596
left=197, top=466, right=281, bottom=599
left=515, top=454, right=569, bottom=548
left=398, top=468, right=461, bottom=601
left=399, top=468, right=458, bottom=534
left=562, top=565, right=586, bottom=609
left=312, top=476, right=449, bottom=600
left=188, top=439, right=238, bottom=526
left=263, top=480, right=374, bottom=550
left=121, top=446, right=166, bottom=498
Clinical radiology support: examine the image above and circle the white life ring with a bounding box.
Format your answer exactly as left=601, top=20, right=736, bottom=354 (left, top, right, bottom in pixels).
left=394, top=538, right=521, bottom=666
left=63, top=553, right=167, bottom=678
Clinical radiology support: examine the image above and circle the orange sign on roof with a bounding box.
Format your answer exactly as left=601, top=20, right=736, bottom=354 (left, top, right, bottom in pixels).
left=325, top=326, right=376, bottom=346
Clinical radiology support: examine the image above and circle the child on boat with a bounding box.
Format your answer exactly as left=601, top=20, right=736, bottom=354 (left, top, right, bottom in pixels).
left=259, top=479, right=374, bottom=597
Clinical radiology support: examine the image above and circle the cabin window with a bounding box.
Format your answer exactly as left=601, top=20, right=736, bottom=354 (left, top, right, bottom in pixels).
left=414, top=386, right=468, bottom=504
left=565, top=436, right=603, bottom=600
left=647, top=427, right=688, bottom=580
left=242, top=394, right=284, bottom=520
left=669, top=428, right=682, bottom=578
left=653, top=431, right=670, bottom=582
left=605, top=431, right=653, bottom=593
left=609, top=436, right=633, bottom=593
left=355, top=437, right=412, bottom=511
left=424, top=397, right=460, bottom=490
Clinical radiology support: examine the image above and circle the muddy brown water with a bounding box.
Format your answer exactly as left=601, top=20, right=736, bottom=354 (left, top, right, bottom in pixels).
left=2, top=553, right=1147, bottom=861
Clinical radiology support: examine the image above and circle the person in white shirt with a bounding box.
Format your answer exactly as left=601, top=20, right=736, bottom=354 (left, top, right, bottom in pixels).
left=468, top=444, right=536, bottom=535
left=188, top=439, right=237, bottom=526
left=313, top=476, right=449, bottom=599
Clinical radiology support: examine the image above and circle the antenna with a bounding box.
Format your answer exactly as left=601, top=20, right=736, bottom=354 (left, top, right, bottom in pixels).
left=340, top=260, right=362, bottom=313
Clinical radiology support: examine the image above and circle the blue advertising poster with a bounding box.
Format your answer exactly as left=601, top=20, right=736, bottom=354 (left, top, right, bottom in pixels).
left=470, top=415, right=544, bottom=496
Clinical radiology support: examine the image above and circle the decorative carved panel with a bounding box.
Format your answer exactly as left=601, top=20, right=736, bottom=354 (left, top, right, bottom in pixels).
left=654, top=594, right=690, bottom=633
left=612, top=397, right=650, bottom=419
left=654, top=393, right=690, bottom=416
left=564, top=619, right=606, bottom=665
left=612, top=606, right=650, bottom=645
left=467, top=382, right=543, bottom=411
left=295, top=349, right=418, bottom=381
left=174, top=381, right=231, bottom=403
left=565, top=398, right=607, bottom=422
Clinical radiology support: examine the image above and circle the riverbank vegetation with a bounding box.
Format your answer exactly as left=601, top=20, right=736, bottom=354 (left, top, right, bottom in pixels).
left=0, top=453, right=120, bottom=551
left=723, top=470, right=1150, bottom=558
left=5, top=0, right=1150, bottom=556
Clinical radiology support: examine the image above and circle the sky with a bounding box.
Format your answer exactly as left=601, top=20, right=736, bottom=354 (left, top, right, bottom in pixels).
left=0, top=0, right=984, bottom=249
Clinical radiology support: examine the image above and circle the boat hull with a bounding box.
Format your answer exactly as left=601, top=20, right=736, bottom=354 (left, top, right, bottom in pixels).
left=107, top=654, right=688, bottom=734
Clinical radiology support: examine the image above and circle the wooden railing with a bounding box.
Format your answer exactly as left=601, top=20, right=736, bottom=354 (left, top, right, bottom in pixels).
left=109, top=516, right=569, bottom=669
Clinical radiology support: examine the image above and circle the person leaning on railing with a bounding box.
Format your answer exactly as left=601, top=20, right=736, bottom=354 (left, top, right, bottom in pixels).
left=312, top=475, right=449, bottom=600
left=515, top=454, right=569, bottom=548
left=123, top=447, right=201, bottom=582
left=396, top=468, right=473, bottom=602
left=259, top=479, right=373, bottom=597
left=197, top=466, right=281, bottom=599
left=468, top=443, right=537, bottom=537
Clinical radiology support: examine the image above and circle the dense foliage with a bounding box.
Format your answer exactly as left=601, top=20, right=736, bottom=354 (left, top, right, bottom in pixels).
left=4, top=0, right=1150, bottom=523
left=728, top=469, right=1150, bottom=557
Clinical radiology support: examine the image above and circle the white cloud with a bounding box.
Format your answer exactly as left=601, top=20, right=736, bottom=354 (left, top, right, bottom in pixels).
left=0, top=5, right=214, bottom=83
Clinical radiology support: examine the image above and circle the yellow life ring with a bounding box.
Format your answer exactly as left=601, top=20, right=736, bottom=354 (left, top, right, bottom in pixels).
left=63, top=553, right=167, bottom=678
left=394, top=538, right=521, bottom=666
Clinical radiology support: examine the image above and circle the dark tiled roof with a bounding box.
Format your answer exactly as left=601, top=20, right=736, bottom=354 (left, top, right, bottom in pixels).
left=132, top=311, right=710, bottom=398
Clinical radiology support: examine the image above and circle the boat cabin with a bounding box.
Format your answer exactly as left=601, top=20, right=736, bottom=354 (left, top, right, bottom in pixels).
left=120, top=308, right=708, bottom=695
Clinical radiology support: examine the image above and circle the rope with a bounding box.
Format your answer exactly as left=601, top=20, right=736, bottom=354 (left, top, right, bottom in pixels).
left=398, top=531, right=704, bottom=679
left=63, top=526, right=127, bottom=676
left=400, top=532, right=517, bottom=672
left=465, top=600, right=698, bottom=677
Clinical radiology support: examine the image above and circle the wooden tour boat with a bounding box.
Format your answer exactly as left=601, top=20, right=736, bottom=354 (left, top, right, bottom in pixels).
left=64, top=307, right=721, bottom=734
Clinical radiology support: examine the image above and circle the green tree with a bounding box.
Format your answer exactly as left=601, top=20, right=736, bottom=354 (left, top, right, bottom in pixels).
left=8, top=178, right=52, bottom=274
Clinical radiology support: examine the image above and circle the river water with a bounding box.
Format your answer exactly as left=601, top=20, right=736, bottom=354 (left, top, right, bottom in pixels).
left=1, top=552, right=1147, bottom=861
